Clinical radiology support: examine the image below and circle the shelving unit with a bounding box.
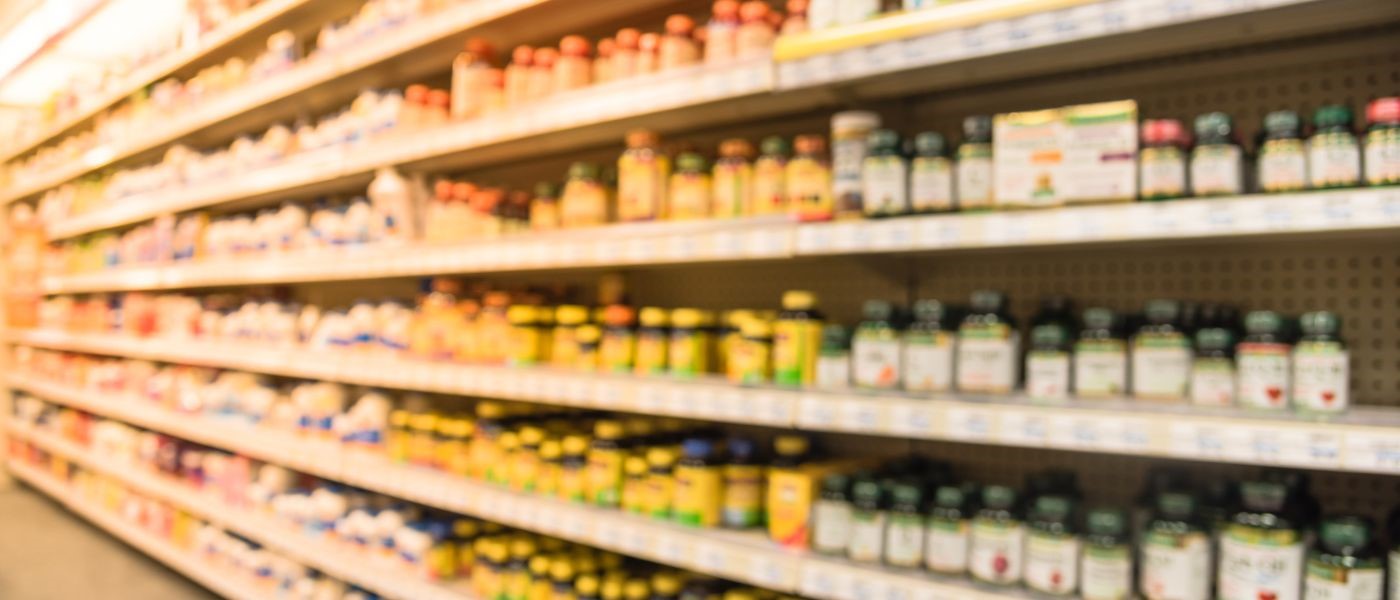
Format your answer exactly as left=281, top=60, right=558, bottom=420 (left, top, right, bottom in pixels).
left=5, top=0, right=1400, bottom=598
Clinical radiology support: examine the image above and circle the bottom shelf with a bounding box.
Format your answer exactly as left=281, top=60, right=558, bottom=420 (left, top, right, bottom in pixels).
left=6, top=459, right=267, bottom=600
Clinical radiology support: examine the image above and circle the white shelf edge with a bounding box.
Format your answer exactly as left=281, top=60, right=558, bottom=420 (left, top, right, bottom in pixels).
left=40, top=188, right=1400, bottom=294
left=5, top=421, right=473, bottom=600
left=10, top=332, right=1400, bottom=476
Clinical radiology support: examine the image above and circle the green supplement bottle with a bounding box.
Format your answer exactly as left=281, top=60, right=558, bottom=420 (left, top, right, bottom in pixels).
left=1026, top=323, right=1073, bottom=401
left=1363, top=97, right=1400, bottom=186
left=1304, top=515, right=1384, bottom=600
left=909, top=132, right=954, bottom=212
left=1081, top=508, right=1133, bottom=600
left=1293, top=311, right=1349, bottom=414
left=883, top=481, right=925, bottom=568
left=1258, top=110, right=1308, bottom=193
left=1190, top=112, right=1244, bottom=196
left=1218, top=480, right=1306, bottom=600
left=813, top=324, right=852, bottom=390
left=1074, top=308, right=1127, bottom=398
left=956, top=115, right=995, bottom=210
left=1140, top=491, right=1212, bottom=600
left=1132, top=299, right=1192, bottom=402
left=1309, top=104, right=1362, bottom=189
left=925, top=483, right=976, bottom=575
left=969, top=484, right=1023, bottom=585
left=1189, top=327, right=1237, bottom=407
left=956, top=290, right=1019, bottom=394
left=811, top=473, right=853, bottom=556
left=852, top=300, right=903, bottom=389
left=1237, top=310, right=1292, bottom=411
left=861, top=128, right=909, bottom=217
left=902, top=299, right=956, bottom=393
left=1025, top=494, right=1081, bottom=595
left=1139, top=119, right=1190, bottom=200
left=846, top=476, right=888, bottom=563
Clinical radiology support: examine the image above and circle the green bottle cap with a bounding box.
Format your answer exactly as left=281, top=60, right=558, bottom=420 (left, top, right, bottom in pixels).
left=1319, top=515, right=1372, bottom=554
left=1031, top=324, right=1068, bottom=347
left=1086, top=508, right=1126, bottom=536
left=1026, top=469, right=1079, bottom=496
left=820, top=324, right=850, bottom=350
left=866, top=128, right=901, bottom=151
left=934, top=484, right=966, bottom=508
left=1313, top=104, right=1354, bottom=129
left=970, top=290, right=1006, bottom=313
left=1194, top=327, right=1235, bottom=351
left=1300, top=311, right=1341, bottom=335
left=1244, top=310, right=1284, bottom=335
left=892, top=482, right=923, bottom=507
left=1082, top=307, right=1116, bottom=330
left=534, top=181, right=560, bottom=199
left=852, top=477, right=884, bottom=505
left=821, top=472, right=850, bottom=495
left=675, top=151, right=707, bottom=172
left=1194, top=112, right=1235, bottom=140
left=1263, top=110, right=1302, bottom=137
left=1030, top=495, right=1075, bottom=521
left=962, top=115, right=992, bottom=141
left=569, top=162, right=600, bottom=180
left=982, top=485, right=1017, bottom=509
left=862, top=300, right=894, bottom=322
left=1157, top=492, right=1197, bottom=519
left=1240, top=481, right=1288, bottom=512
left=1145, top=299, right=1180, bottom=324
left=912, top=299, right=946, bottom=323
left=914, top=132, right=947, bottom=156
left=759, top=135, right=790, bottom=157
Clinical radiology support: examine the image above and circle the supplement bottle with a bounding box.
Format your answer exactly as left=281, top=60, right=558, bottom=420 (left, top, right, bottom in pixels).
left=846, top=476, right=887, bottom=563
left=651, top=572, right=682, bottom=600
left=1074, top=308, right=1127, bottom=398
left=1218, top=480, right=1307, bottom=600
left=1190, top=327, right=1237, bottom=407
left=538, top=438, right=562, bottom=498
left=719, top=309, right=756, bottom=380
left=736, top=1, right=777, bottom=57
left=550, top=557, right=577, bottom=600
left=555, top=36, right=592, bottom=92
left=788, top=134, right=834, bottom=222
left=832, top=111, right=882, bottom=218
left=861, top=128, right=909, bottom=217
left=633, top=307, right=670, bottom=377
left=1304, top=515, right=1383, bottom=600
left=734, top=317, right=772, bottom=386
left=558, top=434, right=590, bottom=503
left=1140, top=491, right=1212, bottom=600
left=1026, top=323, right=1073, bottom=401
left=969, top=484, right=1024, bottom=586
left=1025, top=494, right=1081, bottom=595
left=560, top=162, right=609, bottom=228
left=587, top=420, right=627, bottom=507
left=659, top=15, right=700, bottom=70
left=1081, top=508, right=1133, bottom=600
left=852, top=299, right=903, bottom=389
left=772, top=290, right=824, bottom=386
left=956, top=290, right=1019, bottom=394
left=600, top=305, right=638, bottom=374
left=1138, top=118, right=1190, bottom=200
left=813, top=324, right=851, bottom=390
left=1190, top=112, right=1244, bottom=196
left=617, top=130, right=669, bottom=222
left=956, top=115, right=995, bottom=210
left=1237, top=310, right=1292, bottom=410
left=575, top=574, right=601, bottom=600
left=884, top=481, right=926, bottom=569
left=551, top=305, right=588, bottom=368
left=909, top=132, right=954, bottom=213
left=512, top=426, right=545, bottom=492
left=712, top=139, right=754, bottom=218
left=1293, top=311, right=1349, bottom=414
left=669, top=152, right=712, bottom=220
left=1387, top=508, right=1399, bottom=600
left=705, top=1, right=740, bottom=65
left=925, top=482, right=976, bottom=575
left=507, top=305, right=543, bottom=367
left=812, top=472, right=854, bottom=555
left=902, top=299, right=956, bottom=393
left=1363, top=97, right=1400, bottom=186
left=750, top=136, right=790, bottom=215
left=674, top=438, right=724, bottom=527
left=621, top=455, right=649, bottom=514
left=1309, top=104, right=1362, bottom=189
left=1132, top=299, right=1193, bottom=402
left=1257, top=110, right=1308, bottom=193
left=667, top=308, right=711, bottom=378
left=646, top=447, right=678, bottom=519
left=721, top=437, right=764, bottom=528
left=574, top=324, right=602, bottom=371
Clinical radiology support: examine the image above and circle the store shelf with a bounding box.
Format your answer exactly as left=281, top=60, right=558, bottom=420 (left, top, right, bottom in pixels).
left=4, top=459, right=270, bottom=600
left=41, top=188, right=1400, bottom=293
left=6, top=375, right=1028, bottom=599
left=5, top=421, right=473, bottom=600
left=0, top=0, right=321, bottom=165
left=12, top=332, right=1400, bottom=475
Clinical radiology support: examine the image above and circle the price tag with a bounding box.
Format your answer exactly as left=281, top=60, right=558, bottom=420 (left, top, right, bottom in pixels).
left=665, top=234, right=701, bottom=261
left=626, top=237, right=661, bottom=263
left=796, top=224, right=834, bottom=253
left=655, top=534, right=690, bottom=565
left=693, top=541, right=728, bottom=574
left=710, top=230, right=744, bottom=257
left=1257, top=201, right=1294, bottom=231
left=799, top=563, right=853, bottom=600
left=840, top=399, right=882, bottom=432
left=746, top=228, right=788, bottom=257
left=946, top=407, right=992, bottom=440
left=715, top=388, right=744, bottom=420
left=761, top=391, right=794, bottom=425
left=869, top=41, right=904, bottom=74
left=1000, top=410, right=1048, bottom=446
left=849, top=574, right=893, bottom=600
left=636, top=383, right=667, bottom=413
left=887, top=402, right=935, bottom=437
left=1278, top=430, right=1341, bottom=468
left=1049, top=414, right=1099, bottom=448
left=797, top=395, right=839, bottom=428
left=566, top=377, right=592, bottom=405
left=559, top=509, right=589, bottom=540
left=869, top=219, right=915, bottom=250
left=830, top=222, right=864, bottom=251
left=746, top=554, right=790, bottom=589
left=595, top=381, right=623, bottom=408
left=1343, top=430, right=1400, bottom=474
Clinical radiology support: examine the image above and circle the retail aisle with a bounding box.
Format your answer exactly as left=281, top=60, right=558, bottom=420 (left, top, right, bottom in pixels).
left=0, top=483, right=217, bottom=600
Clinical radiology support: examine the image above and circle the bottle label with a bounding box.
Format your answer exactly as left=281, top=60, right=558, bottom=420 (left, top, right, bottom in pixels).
left=862, top=156, right=909, bottom=216
left=853, top=337, right=901, bottom=389
left=903, top=332, right=954, bottom=392
left=1026, top=351, right=1071, bottom=400
left=788, top=158, right=834, bottom=221
left=560, top=181, right=608, bottom=227
left=634, top=332, right=669, bottom=376
left=669, top=173, right=712, bottom=220
left=750, top=158, right=787, bottom=215
left=1074, top=340, right=1127, bottom=397
left=1258, top=139, right=1308, bottom=192
left=1237, top=342, right=1291, bottom=410
left=814, top=354, right=851, bottom=389
left=1308, top=133, right=1362, bottom=188
left=668, top=332, right=706, bottom=377
left=884, top=514, right=924, bottom=567
left=832, top=137, right=869, bottom=213
left=925, top=519, right=970, bottom=573
left=1190, top=357, right=1236, bottom=406
left=1293, top=343, right=1348, bottom=413
left=956, top=325, right=1019, bottom=394
left=1025, top=532, right=1080, bottom=594
left=956, top=148, right=994, bottom=209
left=721, top=465, right=764, bottom=528
left=712, top=162, right=751, bottom=218
left=673, top=465, right=723, bottom=527
left=812, top=500, right=853, bottom=554
left=970, top=520, right=1024, bottom=584
left=1364, top=128, right=1400, bottom=186
left=617, top=153, right=668, bottom=221
left=1081, top=544, right=1132, bottom=600
left=1141, top=530, right=1212, bottom=600
left=773, top=321, right=822, bottom=386
left=847, top=511, right=887, bottom=563
left=910, top=156, right=954, bottom=211
left=1190, top=144, right=1243, bottom=196
left=1218, top=527, right=1304, bottom=600
left=1304, top=563, right=1383, bottom=600
left=1132, top=334, right=1192, bottom=400
left=1139, top=146, right=1188, bottom=198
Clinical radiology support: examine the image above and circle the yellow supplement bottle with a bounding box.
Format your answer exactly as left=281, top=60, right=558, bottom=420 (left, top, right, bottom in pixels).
left=537, top=438, right=562, bottom=497
left=646, top=447, right=679, bottom=520
left=633, top=307, right=670, bottom=376
left=506, top=537, right=538, bottom=600
left=600, top=577, right=624, bottom=600
left=720, top=309, right=756, bottom=382
left=618, top=129, right=669, bottom=222
left=527, top=555, right=553, bottom=600
left=772, top=291, right=824, bottom=387
left=408, top=412, right=440, bottom=467
left=721, top=437, right=765, bottom=528
left=575, top=575, right=601, bottom=600
left=621, top=454, right=650, bottom=514
left=735, top=318, right=773, bottom=386
left=438, top=417, right=473, bottom=476
left=574, top=324, right=602, bottom=371
left=551, top=305, right=589, bottom=368
left=674, top=438, right=724, bottom=527
left=549, top=557, right=577, bottom=600
left=668, top=151, right=712, bottom=220
left=650, top=573, right=682, bottom=600
left=668, top=308, right=712, bottom=378
left=558, top=435, right=591, bottom=503
left=587, top=420, right=627, bottom=507
left=496, top=431, right=520, bottom=487
left=712, top=138, right=755, bottom=218
left=387, top=409, right=411, bottom=462
left=787, top=134, right=833, bottom=222
left=599, top=305, right=637, bottom=373
left=622, top=579, right=650, bottom=600
left=454, top=519, right=480, bottom=577
left=507, top=305, right=544, bottom=367
left=512, top=426, right=545, bottom=492
left=471, top=402, right=508, bottom=480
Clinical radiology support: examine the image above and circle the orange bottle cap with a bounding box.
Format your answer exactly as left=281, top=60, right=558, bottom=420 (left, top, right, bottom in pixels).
left=485, top=68, right=505, bottom=87
left=434, top=180, right=454, bottom=199
left=713, top=0, right=740, bottom=18
left=452, top=182, right=477, bottom=201
left=615, top=28, right=640, bottom=48
left=638, top=32, right=660, bottom=51
left=511, top=45, right=534, bottom=66
left=666, top=14, right=696, bottom=35
left=533, top=47, right=558, bottom=67
left=625, top=129, right=660, bottom=148
left=794, top=134, right=826, bottom=154
left=560, top=35, right=592, bottom=57
left=786, top=0, right=808, bottom=14
left=427, top=89, right=450, bottom=107
left=596, top=38, right=616, bottom=57
left=740, top=1, right=770, bottom=22
left=405, top=84, right=429, bottom=102
left=466, top=38, right=495, bottom=62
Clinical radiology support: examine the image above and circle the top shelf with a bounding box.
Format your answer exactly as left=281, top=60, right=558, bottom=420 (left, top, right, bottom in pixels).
left=7, top=0, right=1396, bottom=209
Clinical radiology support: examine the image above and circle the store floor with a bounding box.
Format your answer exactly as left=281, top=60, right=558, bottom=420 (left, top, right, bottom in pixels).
left=0, top=483, right=216, bottom=600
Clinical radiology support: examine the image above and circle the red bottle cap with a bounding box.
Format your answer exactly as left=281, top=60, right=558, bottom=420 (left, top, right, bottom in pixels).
left=404, top=84, right=429, bottom=103
left=434, top=180, right=454, bottom=199
left=596, top=38, right=615, bottom=57
left=615, top=28, right=640, bottom=49
left=427, top=89, right=450, bottom=108
left=787, top=0, right=808, bottom=14
left=666, top=14, right=696, bottom=35
left=452, top=182, right=477, bottom=202
left=511, top=45, right=534, bottom=66
left=533, top=47, right=558, bottom=68
left=560, top=35, right=592, bottom=57
left=639, top=32, right=660, bottom=52
left=1141, top=118, right=1186, bottom=145
left=713, top=0, right=740, bottom=18
left=465, top=38, right=495, bottom=64
left=1367, top=97, right=1400, bottom=124
left=740, top=1, right=771, bottom=23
